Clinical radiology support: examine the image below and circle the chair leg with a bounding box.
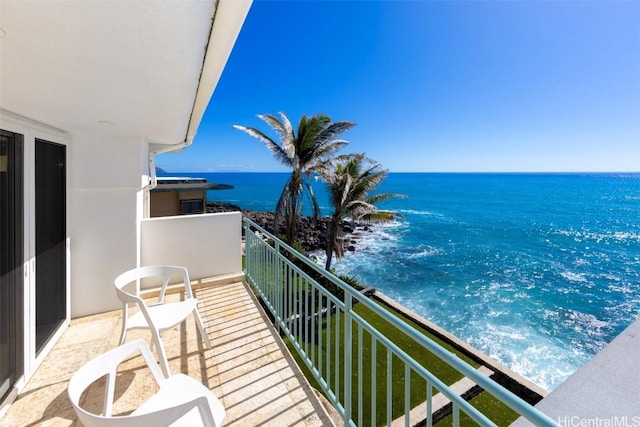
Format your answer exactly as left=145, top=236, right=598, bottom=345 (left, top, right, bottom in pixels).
left=118, top=305, right=130, bottom=345
left=193, top=309, right=212, bottom=349
left=150, top=328, right=171, bottom=378
left=119, top=319, right=128, bottom=346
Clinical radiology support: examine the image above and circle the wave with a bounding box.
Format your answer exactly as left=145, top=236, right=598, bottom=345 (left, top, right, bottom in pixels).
left=398, top=208, right=440, bottom=216
left=555, top=229, right=640, bottom=244
left=405, top=245, right=440, bottom=259
left=460, top=321, right=587, bottom=390
left=562, top=309, right=610, bottom=332
left=560, top=271, right=588, bottom=282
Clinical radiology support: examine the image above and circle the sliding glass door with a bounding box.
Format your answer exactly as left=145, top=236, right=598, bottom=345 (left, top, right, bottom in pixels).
left=0, top=130, right=24, bottom=401
left=0, top=120, right=68, bottom=406
left=35, top=139, right=66, bottom=354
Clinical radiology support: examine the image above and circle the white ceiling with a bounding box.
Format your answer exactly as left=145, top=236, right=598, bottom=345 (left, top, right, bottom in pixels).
left=0, top=0, right=251, bottom=145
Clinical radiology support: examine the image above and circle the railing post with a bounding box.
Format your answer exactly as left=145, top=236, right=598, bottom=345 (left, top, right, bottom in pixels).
left=243, top=219, right=250, bottom=281
left=275, top=239, right=281, bottom=333
left=344, top=290, right=353, bottom=424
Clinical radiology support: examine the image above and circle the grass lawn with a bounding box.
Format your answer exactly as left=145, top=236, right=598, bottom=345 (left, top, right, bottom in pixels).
left=282, top=298, right=519, bottom=426
left=244, top=252, right=520, bottom=425
left=436, top=391, right=522, bottom=426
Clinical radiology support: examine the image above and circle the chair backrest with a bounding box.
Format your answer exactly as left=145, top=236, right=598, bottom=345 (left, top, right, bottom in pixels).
left=68, top=339, right=221, bottom=427
left=67, top=340, right=167, bottom=426
left=114, top=265, right=192, bottom=304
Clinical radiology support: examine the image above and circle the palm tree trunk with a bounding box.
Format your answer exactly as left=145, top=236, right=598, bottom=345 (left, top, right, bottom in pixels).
left=325, top=220, right=339, bottom=270
left=286, top=173, right=302, bottom=244
left=286, top=199, right=297, bottom=243
left=325, top=245, right=334, bottom=270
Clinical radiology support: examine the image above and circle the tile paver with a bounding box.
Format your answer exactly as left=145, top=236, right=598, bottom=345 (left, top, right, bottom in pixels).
left=1, top=279, right=335, bottom=427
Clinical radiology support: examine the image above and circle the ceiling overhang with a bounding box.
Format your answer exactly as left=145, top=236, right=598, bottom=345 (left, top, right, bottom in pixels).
left=0, top=0, right=252, bottom=145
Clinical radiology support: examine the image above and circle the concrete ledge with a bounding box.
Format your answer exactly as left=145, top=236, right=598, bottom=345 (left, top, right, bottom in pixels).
left=512, top=316, right=640, bottom=425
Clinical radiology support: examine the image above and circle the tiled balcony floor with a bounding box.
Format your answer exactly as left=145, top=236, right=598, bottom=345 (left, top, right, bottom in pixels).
left=1, top=279, right=335, bottom=426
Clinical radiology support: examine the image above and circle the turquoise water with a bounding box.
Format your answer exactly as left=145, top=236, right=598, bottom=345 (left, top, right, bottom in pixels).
left=164, top=172, right=640, bottom=390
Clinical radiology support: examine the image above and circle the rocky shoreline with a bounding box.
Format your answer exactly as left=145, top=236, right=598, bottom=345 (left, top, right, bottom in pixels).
left=206, top=201, right=369, bottom=254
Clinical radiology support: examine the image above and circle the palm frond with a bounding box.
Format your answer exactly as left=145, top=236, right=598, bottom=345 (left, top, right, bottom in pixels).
left=232, top=124, right=292, bottom=167
left=310, top=139, right=350, bottom=161
left=303, top=181, right=321, bottom=219
left=258, top=113, right=296, bottom=161
left=317, top=121, right=357, bottom=144
left=236, top=112, right=356, bottom=245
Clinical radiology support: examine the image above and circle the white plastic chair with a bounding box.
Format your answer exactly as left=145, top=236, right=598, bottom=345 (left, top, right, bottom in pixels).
left=68, top=339, right=225, bottom=427
left=114, top=265, right=212, bottom=377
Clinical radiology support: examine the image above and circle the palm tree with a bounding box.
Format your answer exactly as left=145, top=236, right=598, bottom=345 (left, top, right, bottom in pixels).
left=234, top=112, right=355, bottom=244
left=319, top=154, right=406, bottom=271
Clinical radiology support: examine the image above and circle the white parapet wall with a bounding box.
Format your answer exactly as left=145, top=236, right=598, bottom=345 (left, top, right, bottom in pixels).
left=140, top=211, right=242, bottom=287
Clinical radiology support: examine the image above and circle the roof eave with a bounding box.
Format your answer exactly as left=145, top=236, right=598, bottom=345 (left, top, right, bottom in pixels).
left=185, top=0, right=253, bottom=143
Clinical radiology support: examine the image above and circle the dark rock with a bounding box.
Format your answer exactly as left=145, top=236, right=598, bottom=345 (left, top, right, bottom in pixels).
left=206, top=201, right=242, bottom=213
left=206, top=201, right=360, bottom=254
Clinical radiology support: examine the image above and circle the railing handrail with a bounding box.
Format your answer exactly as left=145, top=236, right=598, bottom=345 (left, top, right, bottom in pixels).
left=243, top=217, right=557, bottom=426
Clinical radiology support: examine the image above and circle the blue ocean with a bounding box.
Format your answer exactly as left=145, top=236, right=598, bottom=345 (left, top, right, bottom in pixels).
left=163, top=172, right=640, bottom=391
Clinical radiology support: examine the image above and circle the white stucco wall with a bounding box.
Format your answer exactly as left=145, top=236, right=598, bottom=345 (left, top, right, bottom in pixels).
left=140, top=211, right=242, bottom=286
left=69, top=133, right=144, bottom=317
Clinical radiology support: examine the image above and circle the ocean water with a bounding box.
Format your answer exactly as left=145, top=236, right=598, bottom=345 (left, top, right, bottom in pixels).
left=162, top=171, right=640, bottom=391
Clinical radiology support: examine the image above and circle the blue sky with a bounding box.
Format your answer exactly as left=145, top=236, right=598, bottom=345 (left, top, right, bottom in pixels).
left=157, top=0, right=640, bottom=173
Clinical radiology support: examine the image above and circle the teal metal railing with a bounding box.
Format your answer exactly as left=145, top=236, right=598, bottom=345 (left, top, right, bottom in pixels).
left=243, top=218, right=557, bottom=427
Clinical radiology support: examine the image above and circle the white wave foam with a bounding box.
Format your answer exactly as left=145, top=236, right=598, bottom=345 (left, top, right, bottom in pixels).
left=613, top=231, right=640, bottom=242
left=607, top=283, right=634, bottom=294
left=560, top=271, right=588, bottom=282
left=311, top=222, right=403, bottom=275
left=398, top=208, right=439, bottom=216
left=466, top=323, right=581, bottom=390
left=564, top=310, right=610, bottom=331
left=556, top=229, right=640, bottom=244
left=374, top=219, right=407, bottom=231
left=405, top=246, right=440, bottom=259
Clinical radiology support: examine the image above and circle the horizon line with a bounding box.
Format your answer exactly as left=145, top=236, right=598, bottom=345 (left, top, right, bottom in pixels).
left=158, top=170, right=640, bottom=175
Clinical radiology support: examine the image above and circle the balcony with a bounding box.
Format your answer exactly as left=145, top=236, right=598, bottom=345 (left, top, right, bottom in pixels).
left=1, top=274, right=336, bottom=426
